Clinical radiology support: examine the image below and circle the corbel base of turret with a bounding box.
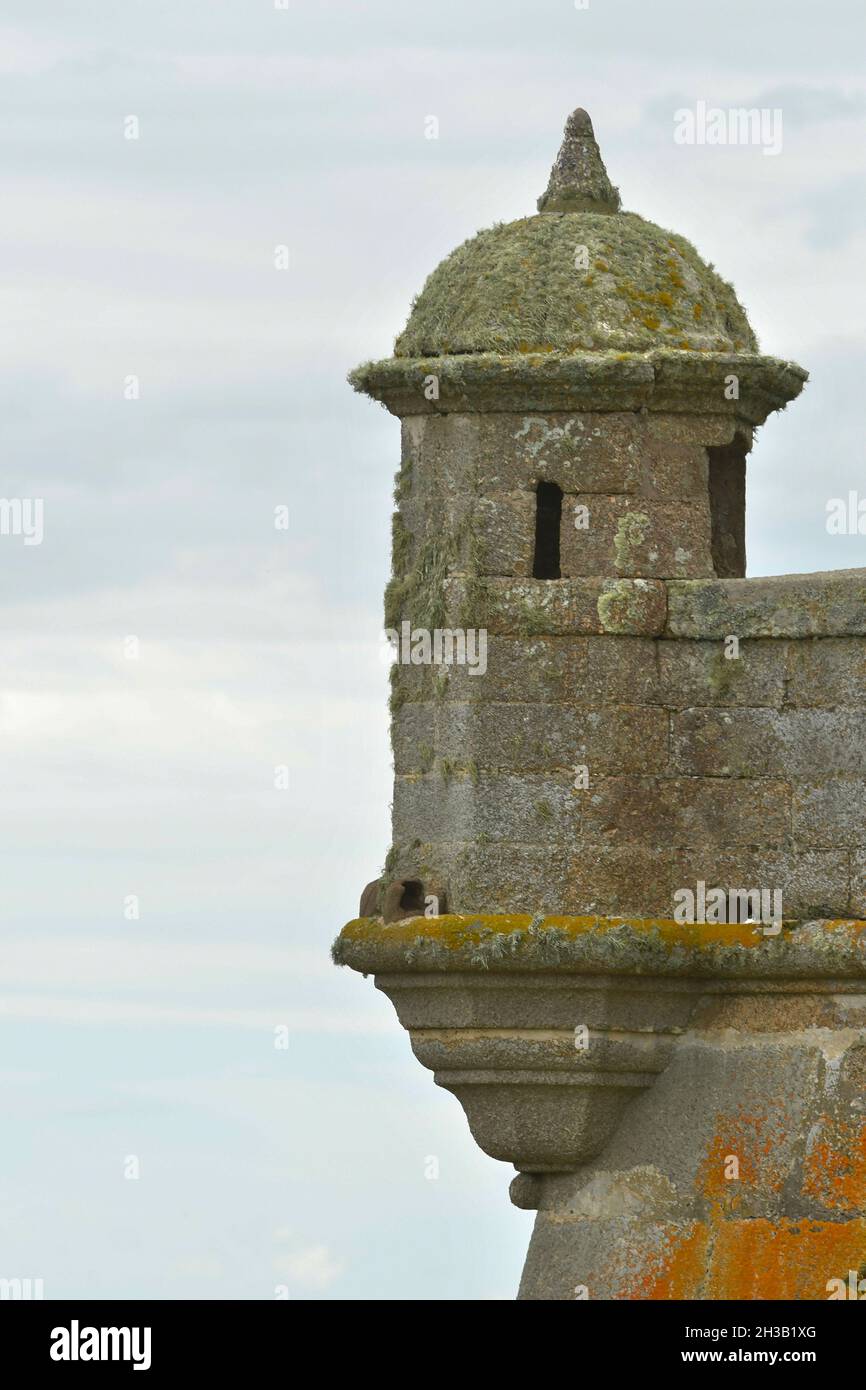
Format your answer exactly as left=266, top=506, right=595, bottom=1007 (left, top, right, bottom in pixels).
left=333, top=914, right=866, bottom=1299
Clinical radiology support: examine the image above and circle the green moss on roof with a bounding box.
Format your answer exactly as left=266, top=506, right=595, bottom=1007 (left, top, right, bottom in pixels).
left=394, top=211, right=757, bottom=359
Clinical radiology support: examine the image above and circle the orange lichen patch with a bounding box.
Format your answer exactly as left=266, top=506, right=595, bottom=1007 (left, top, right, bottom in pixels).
left=822, top=919, right=866, bottom=937
left=607, top=1215, right=866, bottom=1300
left=337, top=914, right=817, bottom=952
left=803, top=1117, right=866, bottom=1211
left=614, top=1222, right=710, bottom=1300
left=707, top=1217, right=866, bottom=1300
left=699, top=1105, right=790, bottom=1199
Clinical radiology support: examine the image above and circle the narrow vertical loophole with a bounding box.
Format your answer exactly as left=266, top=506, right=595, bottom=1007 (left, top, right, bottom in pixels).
left=533, top=481, right=562, bottom=579
left=707, top=436, right=747, bottom=578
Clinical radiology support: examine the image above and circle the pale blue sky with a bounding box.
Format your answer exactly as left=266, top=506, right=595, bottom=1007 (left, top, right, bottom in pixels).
left=1, top=0, right=865, bottom=1299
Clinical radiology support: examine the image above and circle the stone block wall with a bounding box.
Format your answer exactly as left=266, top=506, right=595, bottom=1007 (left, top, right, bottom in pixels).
left=386, top=410, right=866, bottom=923
left=516, top=975, right=866, bottom=1300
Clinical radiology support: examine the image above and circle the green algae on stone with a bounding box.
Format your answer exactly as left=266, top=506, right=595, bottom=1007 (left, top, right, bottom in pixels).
left=597, top=578, right=667, bottom=635
left=614, top=511, right=651, bottom=571
left=667, top=571, right=866, bottom=640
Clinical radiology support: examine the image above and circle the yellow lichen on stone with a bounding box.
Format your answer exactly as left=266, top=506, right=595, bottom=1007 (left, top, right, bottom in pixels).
left=335, top=913, right=866, bottom=953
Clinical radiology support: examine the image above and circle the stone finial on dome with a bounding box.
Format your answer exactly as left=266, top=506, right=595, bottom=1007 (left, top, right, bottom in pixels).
left=537, top=108, right=621, bottom=214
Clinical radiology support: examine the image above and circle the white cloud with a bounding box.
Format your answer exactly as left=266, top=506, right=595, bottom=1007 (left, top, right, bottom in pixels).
left=272, top=1243, right=346, bottom=1291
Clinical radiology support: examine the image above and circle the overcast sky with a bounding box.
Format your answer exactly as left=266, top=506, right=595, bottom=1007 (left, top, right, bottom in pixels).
left=1, top=0, right=865, bottom=1301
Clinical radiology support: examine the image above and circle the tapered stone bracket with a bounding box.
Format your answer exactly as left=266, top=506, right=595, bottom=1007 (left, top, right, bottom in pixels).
left=371, top=968, right=695, bottom=1172
left=334, top=915, right=866, bottom=1173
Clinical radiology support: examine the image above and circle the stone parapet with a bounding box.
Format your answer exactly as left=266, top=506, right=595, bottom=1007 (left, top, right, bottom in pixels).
left=668, top=569, right=866, bottom=638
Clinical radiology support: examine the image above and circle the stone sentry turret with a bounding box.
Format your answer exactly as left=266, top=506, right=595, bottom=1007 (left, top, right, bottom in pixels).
left=334, top=112, right=866, bottom=1300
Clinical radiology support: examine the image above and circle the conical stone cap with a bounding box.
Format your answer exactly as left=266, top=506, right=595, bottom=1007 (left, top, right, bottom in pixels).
left=537, top=107, right=621, bottom=214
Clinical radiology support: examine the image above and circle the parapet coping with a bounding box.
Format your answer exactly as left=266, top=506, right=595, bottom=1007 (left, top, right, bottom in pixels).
left=333, top=914, right=866, bottom=980
left=349, top=350, right=805, bottom=425
left=667, top=570, right=866, bottom=638
left=442, top=570, right=866, bottom=639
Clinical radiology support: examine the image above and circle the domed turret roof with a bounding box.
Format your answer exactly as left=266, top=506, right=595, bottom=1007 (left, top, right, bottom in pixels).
left=394, top=109, right=757, bottom=359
